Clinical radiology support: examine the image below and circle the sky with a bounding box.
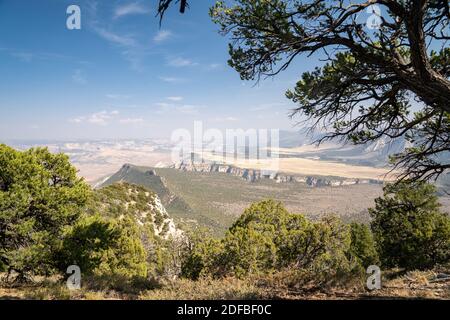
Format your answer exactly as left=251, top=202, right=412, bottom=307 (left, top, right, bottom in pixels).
left=0, top=0, right=343, bottom=140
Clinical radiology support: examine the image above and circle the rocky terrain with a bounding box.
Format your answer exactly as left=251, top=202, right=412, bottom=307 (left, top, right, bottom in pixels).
left=171, top=160, right=382, bottom=187
left=95, top=182, right=184, bottom=240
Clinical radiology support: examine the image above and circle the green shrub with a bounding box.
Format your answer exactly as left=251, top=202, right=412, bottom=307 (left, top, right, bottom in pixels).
left=0, top=260, right=6, bottom=272
left=181, top=229, right=223, bottom=280
left=370, top=182, right=450, bottom=270
left=182, top=200, right=362, bottom=283
left=348, top=222, right=379, bottom=268
left=220, top=226, right=277, bottom=277
left=59, top=214, right=148, bottom=278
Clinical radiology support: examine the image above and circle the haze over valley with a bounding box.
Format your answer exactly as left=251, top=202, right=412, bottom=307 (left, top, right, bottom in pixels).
left=5, top=131, right=449, bottom=236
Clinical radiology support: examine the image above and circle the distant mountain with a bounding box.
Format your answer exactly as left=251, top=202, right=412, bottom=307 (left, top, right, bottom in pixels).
left=279, top=130, right=450, bottom=194
left=278, top=129, right=325, bottom=148
left=279, top=130, right=408, bottom=167
left=437, top=174, right=450, bottom=196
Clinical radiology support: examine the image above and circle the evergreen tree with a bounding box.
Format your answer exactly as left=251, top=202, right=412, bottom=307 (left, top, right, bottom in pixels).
left=348, top=223, right=379, bottom=268
left=210, top=0, right=450, bottom=181
left=0, top=145, right=90, bottom=280
left=370, top=182, right=450, bottom=270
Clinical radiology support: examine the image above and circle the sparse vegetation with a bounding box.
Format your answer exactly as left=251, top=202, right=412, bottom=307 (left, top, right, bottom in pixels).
left=104, top=164, right=388, bottom=236
left=1, top=145, right=450, bottom=300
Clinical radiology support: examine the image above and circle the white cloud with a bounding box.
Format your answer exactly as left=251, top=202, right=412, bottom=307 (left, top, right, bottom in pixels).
left=155, top=102, right=201, bottom=115
left=167, top=96, right=183, bottom=102
left=176, top=104, right=200, bottom=115
left=69, top=117, right=84, bottom=124
left=88, top=110, right=117, bottom=125
left=155, top=102, right=172, bottom=114
left=85, top=0, right=151, bottom=72
left=249, top=103, right=290, bottom=111
left=114, top=3, right=149, bottom=19
left=86, top=4, right=146, bottom=71
left=94, top=28, right=136, bottom=47
left=159, top=76, right=186, bottom=83
left=167, top=57, right=197, bottom=67
left=69, top=110, right=119, bottom=126
left=249, top=105, right=271, bottom=112
left=92, top=28, right=146, bottom=71
left=153, top=30, right=172, bottom=42
left=211, top=116, right=239, bottom=122
left=72, top=69, right=87, bottom=84
left=207, top=63, right=221, bottom=70
left=1, top=48, right=74, bottom=63
left=12, top=52, right=34, bottom=62
left=106, top=94, right=131, bottom=99
left=155, top=102, right=172, bottom=108
left=119, top=117, right=144, bottom=124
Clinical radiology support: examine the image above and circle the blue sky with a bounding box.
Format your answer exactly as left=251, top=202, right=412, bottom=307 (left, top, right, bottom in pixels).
left=0, top=0, right=326, bottom=140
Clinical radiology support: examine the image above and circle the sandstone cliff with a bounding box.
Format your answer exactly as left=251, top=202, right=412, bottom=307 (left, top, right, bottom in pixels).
left=171, top=161, right=381, bottom=187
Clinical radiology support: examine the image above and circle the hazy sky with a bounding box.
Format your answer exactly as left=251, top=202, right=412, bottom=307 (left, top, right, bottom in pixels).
left=0, top=0, right=362, bottom=140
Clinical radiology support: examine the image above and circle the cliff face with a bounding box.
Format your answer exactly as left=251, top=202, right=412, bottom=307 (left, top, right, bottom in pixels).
left=172, top=161, right=381, bottom=187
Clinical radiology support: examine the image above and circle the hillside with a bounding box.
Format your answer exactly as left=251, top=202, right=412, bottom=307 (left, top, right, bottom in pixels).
left=99, top=164, right=389, bottom=236
left=99, top=164, right=450, bottom=237
left=93, top=182, right=183, bottom=240
left=100, top=164, right=197, bottom=228
left=100, top=164, right=231, bottom=235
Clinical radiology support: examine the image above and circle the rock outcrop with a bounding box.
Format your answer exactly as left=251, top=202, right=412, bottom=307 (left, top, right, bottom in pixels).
left=171, top=161, right=382, bottom=187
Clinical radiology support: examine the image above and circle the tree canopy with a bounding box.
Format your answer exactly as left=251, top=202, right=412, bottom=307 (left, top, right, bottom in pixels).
left=210, top=0, right=450, bottom=182
left=182, top=200, right=364, bottom=282
left=0, top=145, right=91, bottom=279
left=157, top=0, right=189, bottom=24
left=370, top=181, right=450, bottom=270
